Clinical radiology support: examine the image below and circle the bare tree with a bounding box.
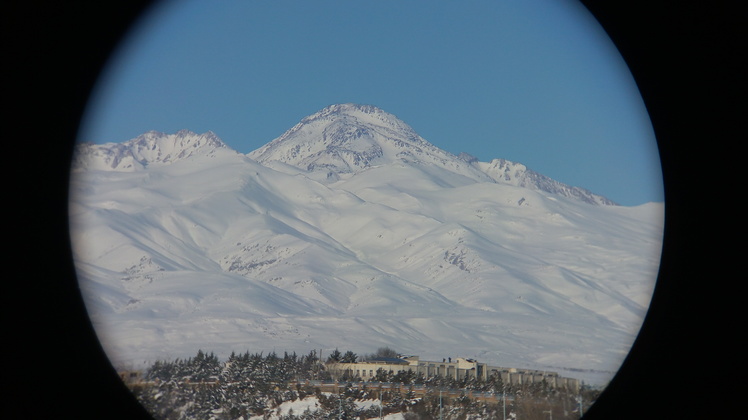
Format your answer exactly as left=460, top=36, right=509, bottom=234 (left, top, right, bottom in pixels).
left=364, top=346, right=398, bottom=360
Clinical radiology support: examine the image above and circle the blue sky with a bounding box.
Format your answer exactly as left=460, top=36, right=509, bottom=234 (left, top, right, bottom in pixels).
left=78, top=0, right=664, bottom=206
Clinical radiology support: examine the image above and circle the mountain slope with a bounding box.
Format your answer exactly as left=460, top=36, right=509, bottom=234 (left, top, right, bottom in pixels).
left=69, top=105, right=663, bottom=384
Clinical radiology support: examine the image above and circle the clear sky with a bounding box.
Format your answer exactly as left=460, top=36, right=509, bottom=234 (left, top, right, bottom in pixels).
left=78, top=0, right=664, bottom=206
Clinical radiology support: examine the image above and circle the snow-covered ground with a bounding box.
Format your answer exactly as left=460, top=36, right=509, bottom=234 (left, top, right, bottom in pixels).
left=69, top=104, right=663, bottom=387
left=247, top=395, right=399, bottom=420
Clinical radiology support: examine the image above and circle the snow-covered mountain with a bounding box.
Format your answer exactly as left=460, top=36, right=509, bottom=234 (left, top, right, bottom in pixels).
left=68, top=104, right=663, bottom=385
left=250, top=104, right=615, bottom=205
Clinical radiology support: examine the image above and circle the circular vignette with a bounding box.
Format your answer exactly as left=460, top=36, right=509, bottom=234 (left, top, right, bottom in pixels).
left=34, top=0, right=726, bottom=419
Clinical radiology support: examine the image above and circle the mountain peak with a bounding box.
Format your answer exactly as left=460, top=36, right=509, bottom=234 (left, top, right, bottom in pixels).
left=309, top=103, right=383, bottom=117
left=284, top=103, right=425, bottom=145
left=248, top=103, right=446, bottom=176
left=302, top=103, right=408, bottom=127
left=133, top=129, right=227, bottom=152
left=72, top=130, right=234, bottom=171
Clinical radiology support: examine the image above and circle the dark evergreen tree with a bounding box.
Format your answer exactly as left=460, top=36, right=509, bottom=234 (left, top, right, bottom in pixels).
left=392, top=369, right=416, bottom=385
left=327, top=348, right=342, bottom=362
left=341, top=350, right=357, bottom=363
left=374, top=367, right=392, bottom=382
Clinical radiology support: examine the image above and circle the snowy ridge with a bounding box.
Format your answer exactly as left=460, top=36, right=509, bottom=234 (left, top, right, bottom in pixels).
left=71, top=129, right=235, bottom=171
left=69, top=106, right=663, bottom=385
left=475, top=158, right=617, bottom=206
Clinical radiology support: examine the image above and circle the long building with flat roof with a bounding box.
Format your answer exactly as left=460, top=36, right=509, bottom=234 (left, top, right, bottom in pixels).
left=326, top=356, right=579, bottom=392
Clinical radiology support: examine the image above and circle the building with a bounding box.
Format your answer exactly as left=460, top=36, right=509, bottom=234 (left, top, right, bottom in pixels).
left=325, top=356, right=579, bottom=392
left=327, top=355, right=490, bottom=382
left=118, top=370, right=142, bottom=384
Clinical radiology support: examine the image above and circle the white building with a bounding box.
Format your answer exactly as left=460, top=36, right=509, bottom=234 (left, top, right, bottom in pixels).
left=325, top=356, right=579, bottom=392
